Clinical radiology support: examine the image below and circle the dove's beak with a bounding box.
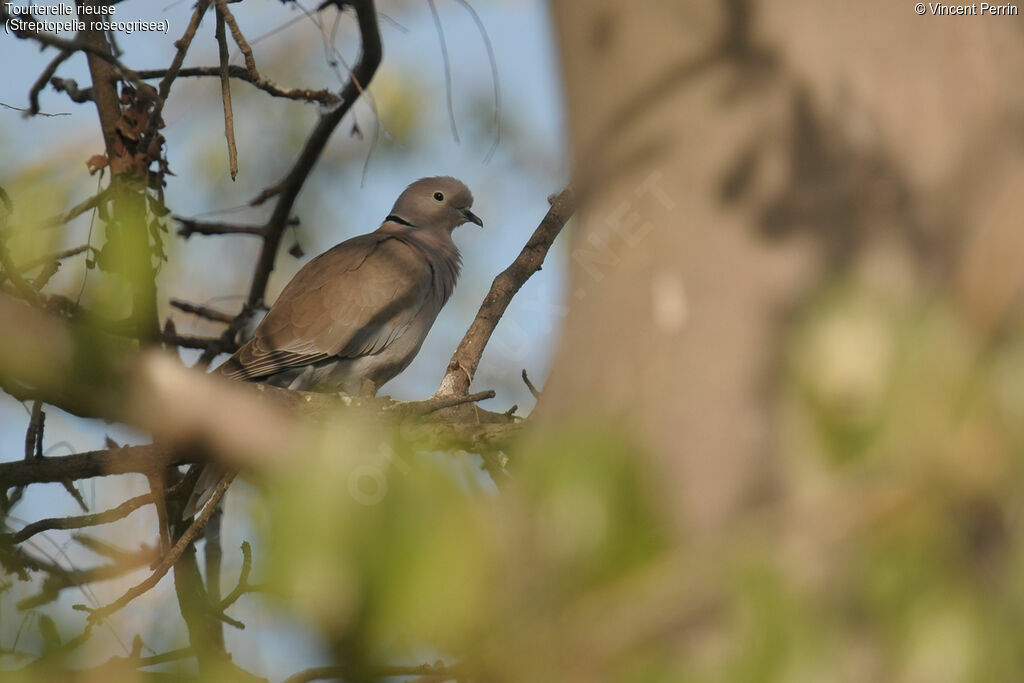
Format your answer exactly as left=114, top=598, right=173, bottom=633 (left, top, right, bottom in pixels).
left=461, top=208, right=484, bottom=227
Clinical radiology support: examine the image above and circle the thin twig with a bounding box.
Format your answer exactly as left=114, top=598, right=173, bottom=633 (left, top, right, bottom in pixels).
left=15, top=545, right=156, bottom=610
left=5, top=494, right=153, bottom=545
left=196, top=309, right=251, bottom=369
left=74, top=472, right=236, bottom=625
left=219, top=541, right=254, bottom=611
left=386, top=390, right=496, bottom=418
left=15, top=245, right=91, bottom=274
left=438, top=188, right=576, bottom=397
left=0, top=7, right=153, bottom=98
left=426, top=0, right=460, bottom=143
left=214, top=2, right=239, bottom=180
left=137, top=645, right=194, bottom=667
left=28, top=49, right=73, bottom=116
left=175, top=218, right=269, bottom=238
left=134, top=66, right=339, bottom=104
left=58, top=480, right=89, bottom=513
left=49, top=77, right=94, bottom=103
left=244, top=0, right=382, bottom=311
left=0, top=245, right=90, bottom=291
left=0, top=100, right=69, bottom=117
left=97, top=645, right=195, bottom=670
left=141, top=0, right=213, bottom=155
left=454, top=0, right=501, bottom=162
left=217, top=0, right=257, bottom=74
left=153, top=0, right=212, bottom=104
left=295, top=0, right=387, bottom=186
left=36, top=187, right=113, bottom=230
left=148, top=472, right=172, bottom=555
left=73, top=534, right=150, bottom=562
left=170, top=299, right=234, bottom=324
left=522, top=369, right=541, bottom=399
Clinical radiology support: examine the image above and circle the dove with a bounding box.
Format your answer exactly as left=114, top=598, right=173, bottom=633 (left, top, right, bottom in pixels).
left=183, top=176, right=482, bottom=516
left=219, top=175, right=482, bottom=394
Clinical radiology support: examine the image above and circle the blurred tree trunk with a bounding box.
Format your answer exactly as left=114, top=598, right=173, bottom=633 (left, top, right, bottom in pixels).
left=544, top=0, right=1024, bottom=531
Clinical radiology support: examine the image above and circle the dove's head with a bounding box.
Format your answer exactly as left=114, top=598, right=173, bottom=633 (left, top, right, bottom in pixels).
left=388, top=176, right=483, bottom=233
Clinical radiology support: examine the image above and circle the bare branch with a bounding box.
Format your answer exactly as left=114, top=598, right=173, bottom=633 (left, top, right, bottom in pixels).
left=175, top=217, right=270, bottom=238
left=0, top=100, right=69, bottom=117
left=0, top=408, right=521, bottom=492
left=214, top=1, right=240, bottom=180
left=219, top=0, right=257, bottom=74
left=438, top=188, right=576, bottom=397
left=144, top=0, right=212, bottom=150
left=246, top=0, right=382, bottom=310
left=49, top=76, right=92, bottom=103
left=97, top=645, right=195, bottom=670
left=386, top=390, right=496, bottom=418
left=522, top=368, right=541, bottom=399
left=15, top=544, right=157, bottom=610
left=75, top=472, right=236, bottom=625
left=77, top=6, right=161, bottom=344
left=4, top=494, right=153, bottom=545
left=218, top=541, right=255, bottom=612
left=51, top=67, right=342, bottom=105
left=0, top=444, right=183, bottom=489
left=58, top=479, right=89, bottom=513
left=426, top=0, right=460, bottom=143
left=28, top=49, right=73, bottom=117
left=454, top=0, right=501, bottom=162
left=170, top=299, right=235, bottom=324
left=5, top=246, right=91, bottom=279
left=36, top=187, right=113, bottom=230
left=144, top=66, right=340, bottom=104
left=0, top=6, right=154, bottom=98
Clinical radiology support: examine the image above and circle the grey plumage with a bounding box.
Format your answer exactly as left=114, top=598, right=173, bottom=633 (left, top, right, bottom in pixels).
left=219, top=176, right=481, bottom=394
left=183, top=177, right=482, bottom=516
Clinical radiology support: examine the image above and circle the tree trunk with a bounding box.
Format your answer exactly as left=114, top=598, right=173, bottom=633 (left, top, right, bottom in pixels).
left=544, top=0, right=1024, bottom=531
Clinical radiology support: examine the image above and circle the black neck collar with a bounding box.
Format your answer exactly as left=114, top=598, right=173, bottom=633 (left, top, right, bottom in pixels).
left=386, top=214, right=416, bottom=228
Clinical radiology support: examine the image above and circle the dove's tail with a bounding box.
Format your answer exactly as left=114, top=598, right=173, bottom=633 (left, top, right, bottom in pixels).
left=182, top=464, right=228, bottom=519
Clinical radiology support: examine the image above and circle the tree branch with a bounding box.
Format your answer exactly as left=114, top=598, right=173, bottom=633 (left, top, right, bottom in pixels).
left=169, top=299, right=234, bottom=324
left=143, top=0, right=212, bottom=151
left=59, top=67, right=343, bottom=105
left=245, top=0, right=382, bottom=310
left=28, top=48, right=73, bottom=116
left=75, top=473, right=235, bottom=625
left=438, top=188, right=575, bottom=396
left=4, top=493, right=153, bottom=544
left=14, top=544, right=156, bottom=610
left=214, top=0, right=239, bottom=180
left=0, top=5, right=153, bottom=98
left=174, top=217, right=270, bottom=239
left=0, top=445, right=182, bottom=489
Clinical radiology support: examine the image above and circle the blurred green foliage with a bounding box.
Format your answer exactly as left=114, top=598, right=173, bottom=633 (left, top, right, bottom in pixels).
left=263, top=420, right=670, bottom=678
left=249, top=276, right=1024, bottom=682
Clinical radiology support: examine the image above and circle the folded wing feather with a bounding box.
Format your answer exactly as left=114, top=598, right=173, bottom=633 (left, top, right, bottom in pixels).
left=218, top=234, right=432, bottom=382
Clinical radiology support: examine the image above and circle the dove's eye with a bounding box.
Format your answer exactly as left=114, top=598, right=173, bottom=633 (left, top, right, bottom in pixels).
left=433, top=192, right=444, bottom=202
